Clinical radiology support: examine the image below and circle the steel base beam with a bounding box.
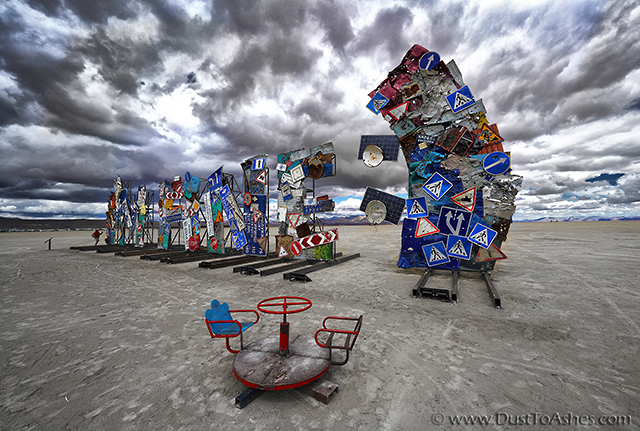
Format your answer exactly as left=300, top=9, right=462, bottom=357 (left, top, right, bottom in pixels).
left=235, top=387, right=264, bottom=409
left=482, top=271, right=502, bottom=309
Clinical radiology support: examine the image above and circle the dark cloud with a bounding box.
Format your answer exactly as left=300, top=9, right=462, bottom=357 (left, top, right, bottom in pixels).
left=25, top=0, right=139, bottom=23
left=607, top=174, right=640, bottom=204
left=311, top=0, right=356, bottom=52
left=351, top=6, right=414, bottom=57
left=75, top=28, right=164, bottom=96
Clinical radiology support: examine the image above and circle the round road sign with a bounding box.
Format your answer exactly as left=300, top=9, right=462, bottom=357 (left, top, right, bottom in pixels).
left=243, top=192, right=252, bottom=206
left=290, top=240, right=303, bottom=256
left=483, top=151, right=511, bottom=175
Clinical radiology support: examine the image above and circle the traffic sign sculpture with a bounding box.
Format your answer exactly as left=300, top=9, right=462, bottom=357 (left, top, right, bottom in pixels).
left=363, top=44, right=523, bottom=306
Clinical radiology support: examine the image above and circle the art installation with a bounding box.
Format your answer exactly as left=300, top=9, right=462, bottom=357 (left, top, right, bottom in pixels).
left=240, top=155, right=270, bottom=256
left=362, top=44, right=522, bottom=304
left=275, top=142, right=337, bottom=260
left=106, top=175, right=154, bottom=247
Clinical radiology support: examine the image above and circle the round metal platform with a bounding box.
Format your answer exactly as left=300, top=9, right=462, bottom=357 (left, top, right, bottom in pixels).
left=233, top=334, right=331, bottom=391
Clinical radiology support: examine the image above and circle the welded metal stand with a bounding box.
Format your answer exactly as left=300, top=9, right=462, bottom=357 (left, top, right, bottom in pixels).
left=412, top=269, right=502, bottom=308
left=412, top=269, right=458, bottom=302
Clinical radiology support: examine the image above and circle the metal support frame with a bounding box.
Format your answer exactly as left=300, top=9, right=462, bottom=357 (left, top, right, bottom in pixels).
left=412, top=269, right=502, bottom=308
left=143, top=190, right=155, bottom=245
left=412, top=269, right=453, bottom=301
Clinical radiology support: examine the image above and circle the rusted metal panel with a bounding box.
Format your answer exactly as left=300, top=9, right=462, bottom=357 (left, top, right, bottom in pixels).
left=297, top=378, right=338, bottom=404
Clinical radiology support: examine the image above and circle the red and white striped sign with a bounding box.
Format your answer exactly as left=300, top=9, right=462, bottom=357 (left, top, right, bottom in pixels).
left=290, top=229, right=339, bottom=256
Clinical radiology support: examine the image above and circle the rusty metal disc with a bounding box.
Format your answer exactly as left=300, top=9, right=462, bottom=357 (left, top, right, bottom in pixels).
left=365, top=200, right=386, bottom=225
left=363, top=145, right=383, bottom=168
left=233, top=335, right=330, bottom=391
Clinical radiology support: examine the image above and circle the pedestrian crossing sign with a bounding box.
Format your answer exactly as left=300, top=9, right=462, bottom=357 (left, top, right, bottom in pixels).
left=406, top=197, right=428, bottom=219
left=422, top=172, right=453, bottom=201
left=422, top=241, right=450, bottom=267
left=367, top=92, right=389, bottom=115
left=446, top=85, right=475, bottom=113
left=446, top=235, right=472, bottom=260
left=468, top=223, right=498, bottom=249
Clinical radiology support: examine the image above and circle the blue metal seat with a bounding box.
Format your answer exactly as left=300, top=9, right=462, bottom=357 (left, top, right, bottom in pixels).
left=205, top=300, right=259, bottom=354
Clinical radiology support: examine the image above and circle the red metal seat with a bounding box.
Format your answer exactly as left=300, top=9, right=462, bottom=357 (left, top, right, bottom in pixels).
left=314, top=315, right=363, bottom=365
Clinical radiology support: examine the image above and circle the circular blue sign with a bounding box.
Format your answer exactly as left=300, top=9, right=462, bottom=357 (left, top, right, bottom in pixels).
left=419, top=52, right=440, bottom=70
left=483, top=152, right=511, bottom=175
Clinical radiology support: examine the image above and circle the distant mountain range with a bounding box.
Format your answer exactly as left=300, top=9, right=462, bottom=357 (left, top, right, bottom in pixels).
left=521, top=216, right=640, bottom=222
left=1, top=214, right=639, bottom=232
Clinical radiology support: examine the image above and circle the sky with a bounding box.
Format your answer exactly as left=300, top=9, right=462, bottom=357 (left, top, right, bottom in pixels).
left=1, top=0, right=640, bottom=222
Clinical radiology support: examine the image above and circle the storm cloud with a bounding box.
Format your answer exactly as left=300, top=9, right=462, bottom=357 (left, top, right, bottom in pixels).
left=1, top=0, right=639, bottom=220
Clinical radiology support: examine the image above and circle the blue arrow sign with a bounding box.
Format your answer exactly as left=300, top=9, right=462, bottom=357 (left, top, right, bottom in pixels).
left=446, top=235, right=472, bottom=260
left=437, top=206, right=472, bottom=236
left=366, top=92, right=389, bottom=115
left=446, top=85, right=475, bottom=113
left=419, top=52, right=440, bottom=70
left=422, top=241, right=450, bottom=267
left=483, top=151, right=511, bottom=175
left=468, top=223, right=498, bottom=249
left=406, top=197, right=428, bottom=219
left=422, top=172, right=453, bottom=201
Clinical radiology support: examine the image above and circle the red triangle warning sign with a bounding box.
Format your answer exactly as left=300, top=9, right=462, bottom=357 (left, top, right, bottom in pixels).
left=451, top=187, right=476, bottom=212
left=415, top=217, right=439, bottom=238
left=287, top=212, right=302, bottom=228
left=388, top=102, right=409, bottom=121
left=475, top=243, right=507, bottom=262
left=255, top=169, right=267, bottom=185
left=279, top=245, right=289, bottom=257
left=253, top=209, right=263, bottom=223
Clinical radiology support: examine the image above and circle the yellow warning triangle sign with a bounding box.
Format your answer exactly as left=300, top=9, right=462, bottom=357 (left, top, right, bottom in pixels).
left=415, top=217, right=439, bottom=238
left=451, top=187, right=476, bottom=212
left=479, top=123, right=503, bottom=143
left=257, top=236, right=268, bottom=251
